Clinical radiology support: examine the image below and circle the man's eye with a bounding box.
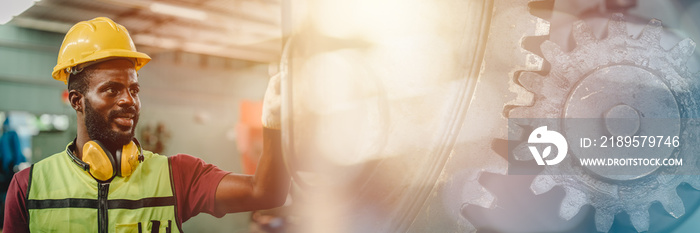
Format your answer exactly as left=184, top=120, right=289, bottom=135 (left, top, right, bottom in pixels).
left=106, top=88, right=118, bottom=94
left=130, top=88, right=139, bottom=95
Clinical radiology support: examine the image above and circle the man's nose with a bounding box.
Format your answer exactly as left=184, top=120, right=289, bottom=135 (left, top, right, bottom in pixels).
left=117, top=90, right=136, bottom=107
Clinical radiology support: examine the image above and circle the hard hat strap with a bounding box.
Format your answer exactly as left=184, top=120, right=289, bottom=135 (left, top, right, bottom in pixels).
left=66, top=66, right=85, bottom=75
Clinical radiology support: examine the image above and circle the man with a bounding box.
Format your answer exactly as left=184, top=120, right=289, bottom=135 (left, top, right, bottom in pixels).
left=3, top=17, right=289, bottom=232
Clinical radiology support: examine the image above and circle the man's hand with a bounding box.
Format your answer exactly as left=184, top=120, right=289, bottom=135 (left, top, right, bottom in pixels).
left=262, top=72, right=281, bottom=129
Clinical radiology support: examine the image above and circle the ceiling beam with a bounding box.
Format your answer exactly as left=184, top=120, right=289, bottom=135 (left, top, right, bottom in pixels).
left=10, top=17, right=72, bottom=34
left=134, top=33, right=280, bottom=62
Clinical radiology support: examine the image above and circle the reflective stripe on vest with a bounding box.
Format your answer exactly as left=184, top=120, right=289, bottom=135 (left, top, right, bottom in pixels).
left=27, top=144, right=181, bottom=233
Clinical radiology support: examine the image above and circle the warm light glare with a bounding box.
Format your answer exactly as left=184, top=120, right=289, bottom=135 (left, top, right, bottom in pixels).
left=297, top=51, right=385, bottom=167
left=312, top=0, right=438, bottom=41
left=287, top=1, right=490, bottom=232
left=149, top=2, right=207, bottom=21
left=292, top=0, right=458, bottom=168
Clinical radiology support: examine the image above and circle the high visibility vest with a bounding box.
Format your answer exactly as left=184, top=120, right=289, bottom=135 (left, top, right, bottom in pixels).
left=27, top=143, right=181, bottom=233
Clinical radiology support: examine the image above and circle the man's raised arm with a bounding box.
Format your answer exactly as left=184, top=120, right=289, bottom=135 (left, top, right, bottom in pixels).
left=214, top=72, right=291, bottom=213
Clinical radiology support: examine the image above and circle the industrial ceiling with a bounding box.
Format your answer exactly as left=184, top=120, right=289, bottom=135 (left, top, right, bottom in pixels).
left=8, top=0, right=283, bottom=63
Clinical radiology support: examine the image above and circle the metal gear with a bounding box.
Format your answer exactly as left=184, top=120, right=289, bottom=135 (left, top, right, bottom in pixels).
left=510, top=13, right=700, bottom=232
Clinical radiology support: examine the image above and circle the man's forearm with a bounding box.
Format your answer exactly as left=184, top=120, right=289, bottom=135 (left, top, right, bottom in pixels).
left=252, top=127, right=290, bottom=208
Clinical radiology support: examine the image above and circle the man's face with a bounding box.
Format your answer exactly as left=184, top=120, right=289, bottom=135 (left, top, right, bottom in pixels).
left=82, top=59, right=141, bottom=150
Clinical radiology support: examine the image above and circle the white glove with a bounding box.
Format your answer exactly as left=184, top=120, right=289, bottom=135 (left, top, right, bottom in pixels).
left=262, top=72, right=281, bottom=129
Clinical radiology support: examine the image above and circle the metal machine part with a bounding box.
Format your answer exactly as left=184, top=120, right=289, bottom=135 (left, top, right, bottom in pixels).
left=510, top=13, right=700, bottom=232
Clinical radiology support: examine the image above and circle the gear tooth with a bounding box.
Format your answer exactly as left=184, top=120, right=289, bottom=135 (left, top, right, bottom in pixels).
left=559, top=188, right=587, bottom=220
left=594, top=211, right=615, bottom=233
left=508, top=123, right=526, bottom=140
left=648, top=18, right=663, bottom=27
left=532, top=101, right=562, bottom=118
left=661, top=190, right=686, bottom=218
left=474, top=185, right=496, bottom=208
left=676, top=38, right=696, bottom=56
left=531, top=175, right=556, bottom=195
left=670, top=38, right=696, bottom=66
left=610, top=13, right=625, bottom=22
left=572, top=20, right=597, bottom=46
left=629, top=209, right=650, bottom=232
left=508, top=83, right=535, bottom=107
left=513, top=142, right=534, bottom=161
left=508, top=116, right=531, bottom=127
left=608, top=13, right=628, bottom=38
left=525, top=52, right=545, bottom=71
left=462, top=178, right=495, bottom=208
left=509, top=106, right=536, bottom=119
left=540, top=75, right=569, bottom=94
left=639, top=18, right=663, bottom=43
left=485, top=154, right=508, bottom=176
left=517, top=71, right=544, bottom=92
left=540, top=40, right=566, bottom=67
left=687, top=178, right=700, bottom=190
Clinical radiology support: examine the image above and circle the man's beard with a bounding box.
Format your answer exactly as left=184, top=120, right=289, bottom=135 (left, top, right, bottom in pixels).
left=84, top=98, right=139, bottom=152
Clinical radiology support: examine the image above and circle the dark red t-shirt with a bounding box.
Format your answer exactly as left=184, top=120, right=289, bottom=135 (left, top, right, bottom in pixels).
left=2, top=154, right=230, bottom=233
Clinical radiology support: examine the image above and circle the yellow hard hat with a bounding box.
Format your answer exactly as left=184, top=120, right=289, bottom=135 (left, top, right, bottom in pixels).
left=52, top=17, right=151, bottom=84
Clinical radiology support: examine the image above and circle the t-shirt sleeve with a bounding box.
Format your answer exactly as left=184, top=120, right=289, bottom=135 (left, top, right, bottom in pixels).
left=169, top=154, right=231, bottom=223
left=3, top=167, right=30, bottom=233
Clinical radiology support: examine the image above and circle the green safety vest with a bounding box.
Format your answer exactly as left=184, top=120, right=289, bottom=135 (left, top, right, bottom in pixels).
left=27, top=143, right=181, bottom=233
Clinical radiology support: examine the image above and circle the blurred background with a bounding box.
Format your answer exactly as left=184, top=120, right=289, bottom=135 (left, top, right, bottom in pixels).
left=3, top=0, right=700, bottom=233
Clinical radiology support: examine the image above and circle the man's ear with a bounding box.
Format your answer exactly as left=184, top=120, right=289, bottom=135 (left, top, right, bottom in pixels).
left=68, top=90, right=83, bottom=113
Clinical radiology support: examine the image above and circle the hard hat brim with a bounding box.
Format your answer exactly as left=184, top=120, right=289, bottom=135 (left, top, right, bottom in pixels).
left=52, top=49, right=151, bottom=84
